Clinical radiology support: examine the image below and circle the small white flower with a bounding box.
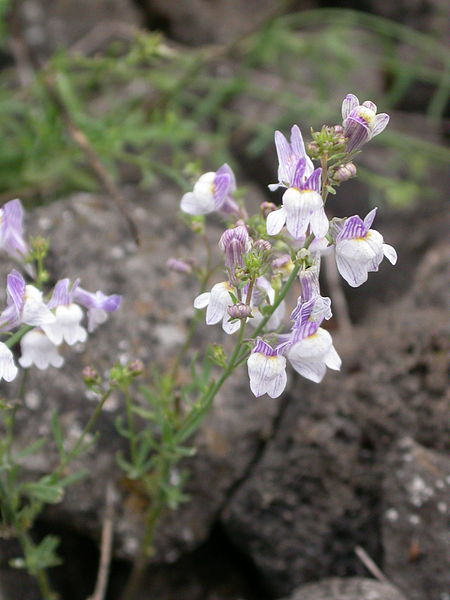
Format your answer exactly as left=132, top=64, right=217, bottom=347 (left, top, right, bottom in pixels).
left=194, top=281, right=240, bottom=335
left=0, top=341, right=18, bottom=382
left=19, top=329, right=64, bottom=370
left=42, top=304, right=87, bottom=346
left=181, top=172, right=216, bottom=215
left=287, top=327, right=341, bottom=383
left=334, top=209, right=397, bottom=287
left=247, top=340, right=287, bottom=398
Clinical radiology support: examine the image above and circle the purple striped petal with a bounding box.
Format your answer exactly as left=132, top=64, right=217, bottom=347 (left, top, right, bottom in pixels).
left=337, top=215, right=367, bottom=241
left=303, top=168, right=322, bottom=193
left=344, top=116, right=370, bottom=152
left=291, top=158, right=307, bottom=189
left=341, top=94, right=359, bottom=120
left=372, top=113, right=390, bottom=137
left=48, top=279, right=72, bottom=308
left=6, top=270, right=25, bottom=315
left=363, top=208, right=377, bottom=230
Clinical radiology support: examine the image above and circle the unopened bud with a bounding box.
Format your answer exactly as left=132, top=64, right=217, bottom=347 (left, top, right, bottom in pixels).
left=260, top=202, right=277, bottom=218
left=227, top=302, right=252, bottom=320
left=334, top=163, right=357, bottom=183
left=307, top=141, right=320, bottom=157
left=128, top=359, right=144, bottom=375
left=334, top=125, right=344, bottom=135
left=167, top=258, right=193, bottom=274
left=253, top=239, right=271, bottom=253
left=82, top=366, right=101, bottom=387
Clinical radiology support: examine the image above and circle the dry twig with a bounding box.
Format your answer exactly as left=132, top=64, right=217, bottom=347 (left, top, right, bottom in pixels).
left=87, top=483, right=116, bottom=600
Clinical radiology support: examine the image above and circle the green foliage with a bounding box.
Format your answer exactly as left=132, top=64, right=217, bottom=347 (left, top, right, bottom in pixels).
left=0, top=8, right=446, bottom=208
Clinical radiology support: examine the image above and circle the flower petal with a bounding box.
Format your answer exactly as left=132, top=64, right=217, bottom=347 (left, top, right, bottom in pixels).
left=310, top=206, right=329, bottom=239
left=324, top=345, right=341, bottom=371
left=372, top=113, right=390, bottom=137
left=0, top=341, right=18, bottom=382
left=266, top=368, right=287, bottom=398
left=335, top=253, right=369, bottom=287
left=383, top=243, right=397, bottom=265
left=193, top=292, right=210, bottom=309
left=341, top=94, right=359, bottom=120
left=266, top=207, right=287, bottom=236
left=180, top=191, right=215, bottom=215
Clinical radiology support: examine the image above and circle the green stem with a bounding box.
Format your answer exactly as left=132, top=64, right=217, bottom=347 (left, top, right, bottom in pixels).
left=55, top=389, right=111, bottom=475
left=4, top=325, right=33, bottom=348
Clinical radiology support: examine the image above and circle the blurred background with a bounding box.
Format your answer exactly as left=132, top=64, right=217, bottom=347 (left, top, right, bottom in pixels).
left=0, top=1, right=448, bottom=600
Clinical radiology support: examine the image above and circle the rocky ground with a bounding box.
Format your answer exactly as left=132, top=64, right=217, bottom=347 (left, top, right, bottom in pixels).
left=0, top=1, right=449, bottom=600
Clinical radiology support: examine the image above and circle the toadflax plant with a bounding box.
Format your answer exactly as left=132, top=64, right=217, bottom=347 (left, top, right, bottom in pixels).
left=0, top=93, right=397, bottom=600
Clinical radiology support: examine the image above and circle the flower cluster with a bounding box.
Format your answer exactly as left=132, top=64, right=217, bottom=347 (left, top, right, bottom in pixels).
left=0, top=199, right=121, bottom=382
left=180, top=93, right=397, bottom=398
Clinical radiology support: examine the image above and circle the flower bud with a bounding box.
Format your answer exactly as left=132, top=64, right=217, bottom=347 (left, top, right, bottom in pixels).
left=260, top=202, right=277, bottom=218
left=253, top=239, right=272, bottom=253
left=227, top=302, right=252, bottom=320
left=166, top=257, right=193, bottom=274
left=334, top=125, right=344, bottom=135
left=82, top=365, right=101, bottom=387
left=128, top=359, right=144, bottom=376
left=334, top=163, right=357, bottom=183
left=219, top=225, right=251, bottom=269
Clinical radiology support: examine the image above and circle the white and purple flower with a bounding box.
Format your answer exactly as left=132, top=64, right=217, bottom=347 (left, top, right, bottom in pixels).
left=0, top=199, right=28, bottom=261
left=42, top=279, right=87, bottom=346
left=334, top=208, right=397, bottom=287
left=269, top=124, right=314, bottom=191
left=247, top=339, right=287, bottom=398
left=267, top=159, right=328, bottom=240
left=0, top=270, right=55, bottom=331
left=194, top=281, right=241, bottom=335
left=284, top=298, right=341, bottom=384
left=180, top=164, right=238, bottom=216
left=342, top=94, right=390, bottom=153
left=19, top=329, right=64, bottom=370
left=73, top=286, right=122, bottom=333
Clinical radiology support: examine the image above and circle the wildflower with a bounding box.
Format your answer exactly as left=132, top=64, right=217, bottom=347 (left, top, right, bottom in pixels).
left=342, top=94, right=389, bottom=153
left=0, top=199, right=28, bottom=261
left=219, top=225, right=251, bottom=269
left=284, top=299, right=341, bottom=383
left=19, top=329, right=64, bottom=370
left=180, top=164, right=238, bottom=215
left=0, top=270, right=55, bottom=331
left=267, top=159, right=328, bottom=239
left=73, top=286, right=121, bottom=333
left=269, top=124, right=314, bottom=191
left=334, top=208, right=397, bottom=287
left=228, top=302, right=252, bottom=320
left=0, top=342, right=18, bottom=382
left=42, top=279, right=87, bottom=345
left=194, top=281, right=240, bottom=335
left=166, top=258, right=193, bottom=274
left=247, top=339, right=287, bottom=398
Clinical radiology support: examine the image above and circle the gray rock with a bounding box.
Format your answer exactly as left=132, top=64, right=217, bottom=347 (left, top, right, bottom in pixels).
left=281, top=577, right=408, bottom=600
left=382, top=439, right=450, bottom=600
left=17, top=0, right=142, bottom=57
left=1, top=185, right=282, bottom=566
